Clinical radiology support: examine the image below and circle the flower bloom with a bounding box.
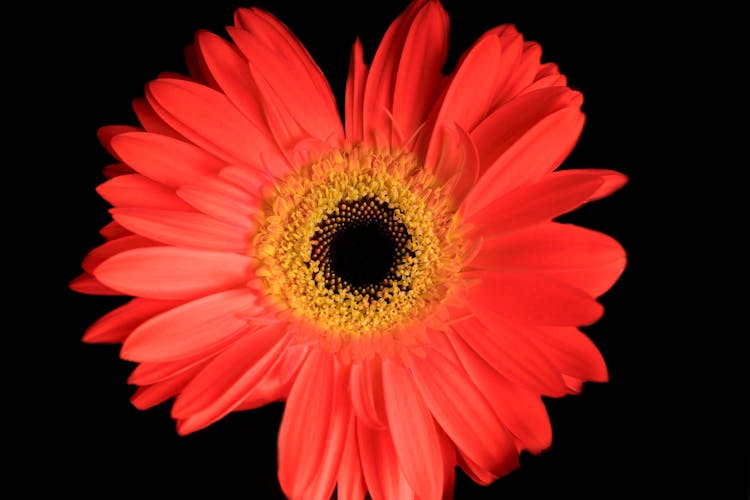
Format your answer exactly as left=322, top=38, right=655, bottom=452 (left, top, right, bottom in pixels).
left=72, top=1, right=626, bottom=498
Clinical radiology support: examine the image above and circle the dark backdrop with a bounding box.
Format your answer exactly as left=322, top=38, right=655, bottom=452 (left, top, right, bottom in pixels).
left=22, top=0, right=743, bottom=498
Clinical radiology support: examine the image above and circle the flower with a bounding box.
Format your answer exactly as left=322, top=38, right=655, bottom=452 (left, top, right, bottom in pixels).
left=71, top=0, right=627, bottom=498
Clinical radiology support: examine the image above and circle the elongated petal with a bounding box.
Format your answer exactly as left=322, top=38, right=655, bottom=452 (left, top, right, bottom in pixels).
left=177, top=178, right=258, bottom=228
left=111, top=208, right=250, bottom=252
left=392, top=0, right=449, bottom=145
left=358, top=423, right=413, bottom=500
left=146, top=78, right=282, bottom=167
left=130, top=363, right=206, bottom=410
left=173, top=322, right=291, bottom=434
left=94, top=247, right=251, bottom=300
left=448, top=331, right=552, bottom=452
left=122, top=288, right=262, bottom=362
left=526, top=326, right=608, bottom=383
left=97, top=174, right=192, bottom=211
left=278, top=348, right=337, bottom=498
left=349, top=358, right=387, bottom=429
left=465, top=173, right=603, bottom=238
left=451, top=316, right=566, bottom=397
left=82, top=235, right=158, bottom=274
left=345, top=39, right=368, bottom=143
left=554, top=168, right=628, bottom=201
left=463, top=270, right=603, bottom=326
left=338, top=414, right=366, bottom=500
left=471, top=222, right=626, bottom=297
left=110, top=131, right=224, bottom=187
left=132, top=97, right=182, bottom=139
left=410, top=349, right=518, bottom=477
left=466, top=100, right=584, bottom=215
left=99, top=220, right=131, bottom=240
left=69, top=273, right=120, bottom=295
left=431, top=124, right=479, bottom=205
left=98, top=125, right=140, bottom=159
left=382, top=359, right=443, bottom=500
left=83, top=297, right=182, bottom=344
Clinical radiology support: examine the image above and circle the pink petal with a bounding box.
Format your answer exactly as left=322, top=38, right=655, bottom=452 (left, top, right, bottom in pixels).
left=97, top=174, right=192, bottom=210
left=392, top=0, right=449, bottom=146
left=278, top=348, right=338, bottom=498
left=451, top=316, right=567, bottom=397
left=173, top=322, right=291, bottom=434
left=93, top=247, right=251, bottom=300
left=122, top=288, right=262, bottom=362
left=462, top=270, right=603, bottom=327
left=83, top=297, right=182, bottom=344
left=349, top=358, right=387, bottom=430
left=111, top=208, right=250, bottom=252
left=465, top=173, right=604, bottom=238
left=382, top=359, right=443, bottom=500
left=132, top=97, right=183, bottom=139
left=470, top=222, right=626, bottom=297
left=338, top=414, right=366, bottom=500
left=357, top=423, right=413, bottom=500
left=345, top=39, right=368, bottom=144
left=110, top=131, right=224, bottom=187
left=82, top=235, right=159, bottom=274
left=146, top=78, right=282, bottom=167
left=410, top=349, right=519, bottom=477
left=448, top=331, right=552, bottom=453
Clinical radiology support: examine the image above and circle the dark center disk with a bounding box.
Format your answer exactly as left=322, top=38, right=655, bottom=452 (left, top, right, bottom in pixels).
left=310, top=197, right=413, bottom=297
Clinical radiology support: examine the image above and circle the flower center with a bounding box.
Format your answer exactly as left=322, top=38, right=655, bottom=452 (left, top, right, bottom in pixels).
left=313, top=197, right=414, bottom=296
left=253, top=146, right=462, bottom=348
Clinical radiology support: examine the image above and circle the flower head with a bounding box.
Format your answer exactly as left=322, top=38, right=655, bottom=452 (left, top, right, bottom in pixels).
left=72, top=1, right=626, bottom=498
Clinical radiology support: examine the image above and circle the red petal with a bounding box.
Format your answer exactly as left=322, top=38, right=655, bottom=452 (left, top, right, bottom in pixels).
left=555, top=168, right=628, bottom=201
left=357, top=423, right=413, bottom=500
left=471, top=222, right=626, bottom=297
left=465, top=173, right=603, bottom=237
left=430, top=124, right=480, bottom=206
left=382, top=359, right=443, bottom=500
left=122, top=288, right=262, bottom=362
left=83, top=297, right=182, bottom=344
left=392, top=0, right=449, bottom=146
left=93, top=247, right=251, bottom=300
left=102, top=163, right=136, bottom=179
left=70, top=273, right=121, bottom=296
left=82, top=235, right=159, bottom=274
left=463, top=270, right=603, bottom=327
left=451, top=316, right=567, bottom=397
left=130, top=363, right=205, bottom=410
left=100, top=220, right=131, bottom=240
left=173, top=322, right=291, bottom=434
left=527, top=326, right=608, bottom=383
left=132, top=98, right=182, bottom=139
left=234, top=343, right=310, bottom=410
left=177, top=177, right=258, bottom=228
left=98, top=125, right=140, bottom=159
left=146, top=78, right=282, bottom=167
left=448, top=331, right=553, bottom=453
left=345, top=39, right=368, bottom=144
left=410, top=348, right=519, bottom=478
left=349, top=358, right=387, bottom=429
left=97, top=174, right=192, bottom=210
left=110, top=131, right=223, bottom=187
left=338, top=414, right=367, bottom=500
left=278, top=348, right=339, bottom=498
left=111, top=208, right=250, bottom=252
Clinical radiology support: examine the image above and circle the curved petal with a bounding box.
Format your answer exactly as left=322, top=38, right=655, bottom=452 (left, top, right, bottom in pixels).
left=345, top=39, right=368, bottom=144
left=278, top=348, right=339, bottom=499
left=462, top=270, right=604, bottom=327
left=110, top=131, right=224, bottom=187
left=122, top=288, right=262, bottom=362
left=357, top=423, right=414, bottom=500
left=470, top=222, right=626, bottom=297
left=554, top=168, right=628, bottom=201
left=526, top=326, right=608, bottom=383
left=82, top=235, right=159, bottom=274
left=111, top=208, right=251, bottom=252
left=93, top=247, right=251, bottom=300
left=132, top=97, right=183, bottom=139
left=349, top=358, right=387, bottom=429
left=430, top=123, right=479, bottom=206
left=97, top=174, right=192, bottom=210
left=382, top=360, right=443, bottom=500
left=464, top=173, right=603, bottom=238
left=173, top=322, right=291, bottom=434
left=83, top=297, right=182, bottom=344
left=130, top=362, right=206, bottom=410
left=410, top=348, right=519, bottom=478
left=69, top=273, right=121, bottom=295
left=177, top=177, right=259, bottom=228
left=98, top=125, right=140, bottom=159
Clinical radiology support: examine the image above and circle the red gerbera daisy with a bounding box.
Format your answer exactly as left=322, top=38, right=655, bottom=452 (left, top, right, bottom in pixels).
left=72, top=1, right=627, bottom=498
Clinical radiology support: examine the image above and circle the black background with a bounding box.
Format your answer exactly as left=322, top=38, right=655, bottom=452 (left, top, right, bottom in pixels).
left=19, top=0, right=743, bottom=498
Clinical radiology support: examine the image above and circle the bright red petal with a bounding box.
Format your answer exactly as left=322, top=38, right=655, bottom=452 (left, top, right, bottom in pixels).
left=83, top=297, right=182, bottom=344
